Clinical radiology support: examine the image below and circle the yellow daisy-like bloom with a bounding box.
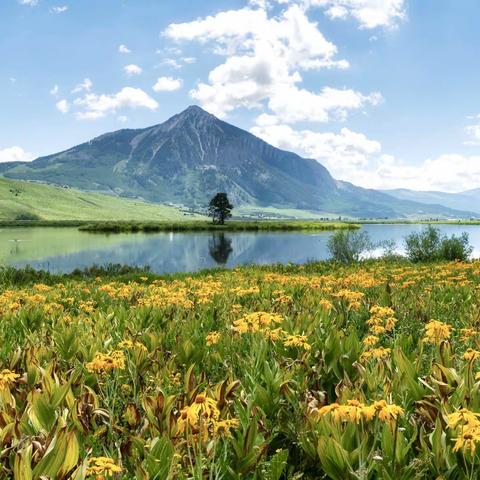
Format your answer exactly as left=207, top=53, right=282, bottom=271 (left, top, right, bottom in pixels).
left=233, top=312, right=283, bottom=334
left=460, top=328, right=477, bottom=342
left=0, top=369, right=20, bottom=389
left=360, top=347, right=391, bottom=362
left=363, top=335, right=379, bottom=347
left=447, top=409, right=480, bottom=429
left=377, top=403, right=404, bottom=423
left=453, top=425, right=480, bottom=456
left=423, top=320, right=452, bottom=344
left=206, top=331, right=220, bottom=346
left=283, top=334, right=311, bottom=351
left=213, top=418, right=240, bottom=437
left=319, top=299, right=333, bottom=311
left=178, top=393, right=220, bottom=434
left=86, top=456, right=122, bottom=477
left=464, top=348, right=480, bottom=362
left=86, top=351, right=126, bottom=373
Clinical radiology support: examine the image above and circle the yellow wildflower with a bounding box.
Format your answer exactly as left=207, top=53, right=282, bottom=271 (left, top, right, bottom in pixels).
left=283, top=334, right=311, bottom=351
left=86, top=456, right=122, bottom=477
left=423, top=320, right=451, bottom=344
left=86, top=351, right=126, bottom=373
left=0, top=369, right=20, bottom=389
left=464, top=348, right=480, bottom=362
left=206, top=331, right=220, bottom=346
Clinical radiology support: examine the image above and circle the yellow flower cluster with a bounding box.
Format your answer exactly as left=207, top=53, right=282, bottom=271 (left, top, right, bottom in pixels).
left=360, top=347, right=391, bottom=362
left=333, top=290, right=364, bottom=310
left=447, top=409, right=480, bottom=455
left=423, top=320, right=452, bottom=344
left=206, top=331, right=220, bottom=345
left=464, top=348, right=480, bottom=362
left=233, top=311, right=283, bottom=334
left=86, top=456, right=122, bottom=477
left=317, top=399, right=404, bottom=424
left=178, top=393, right=238, bottom=439
left=367, top=306, right=397, bottom=335
left=86, top=351, right=126, bottom=373
left=283, top=334, right=311, bottom=351
left=118, top=339, right=147, bottom=352
left=0, top=369, right=20, bottom=389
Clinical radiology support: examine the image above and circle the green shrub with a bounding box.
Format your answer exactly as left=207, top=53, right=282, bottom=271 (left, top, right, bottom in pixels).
left=14, top=212, right=41, bottom=221
left=437, top=232, right=473, bottom=261
left=404, top=225, right=473, bottom=262
left=327, top=230, right=373, bottom=263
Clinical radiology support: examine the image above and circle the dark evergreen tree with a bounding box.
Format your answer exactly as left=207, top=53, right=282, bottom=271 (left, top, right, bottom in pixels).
left=208, top=233, right=233, bottom=264
left=208, top=192, right=233, bottom=225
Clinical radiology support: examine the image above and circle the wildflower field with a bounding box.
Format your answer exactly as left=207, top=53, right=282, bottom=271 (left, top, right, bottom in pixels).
left=2, top=260, right=480, bottom=479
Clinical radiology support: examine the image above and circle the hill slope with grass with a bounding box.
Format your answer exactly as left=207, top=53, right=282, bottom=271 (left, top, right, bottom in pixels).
left=0, top=178, right=199, bottom=221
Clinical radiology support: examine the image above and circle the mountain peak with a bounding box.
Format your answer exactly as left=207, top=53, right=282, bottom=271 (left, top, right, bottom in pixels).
left=179, top=105, right=213, bottom=118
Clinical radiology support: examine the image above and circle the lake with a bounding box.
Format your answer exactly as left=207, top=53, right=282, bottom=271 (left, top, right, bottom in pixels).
left=1, top=224, right=480, bottom=274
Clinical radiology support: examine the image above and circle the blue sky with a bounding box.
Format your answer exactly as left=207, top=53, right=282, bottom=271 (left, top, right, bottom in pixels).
left=1, top=0, right=480, bottom=192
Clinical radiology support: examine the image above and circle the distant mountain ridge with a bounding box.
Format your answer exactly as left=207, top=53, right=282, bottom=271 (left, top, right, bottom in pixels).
left=381, top=188, right=480, bottom=215
left=0, top=105, right=476, bottom=219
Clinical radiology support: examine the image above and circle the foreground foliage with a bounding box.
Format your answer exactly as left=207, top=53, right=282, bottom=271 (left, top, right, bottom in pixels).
left=2, top=260, right=480, bottom=478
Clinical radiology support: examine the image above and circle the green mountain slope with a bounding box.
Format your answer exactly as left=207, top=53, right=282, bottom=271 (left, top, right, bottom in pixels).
left=0, top=178, right=199, bottom=221
left=1, top=106, right=477, bottom=219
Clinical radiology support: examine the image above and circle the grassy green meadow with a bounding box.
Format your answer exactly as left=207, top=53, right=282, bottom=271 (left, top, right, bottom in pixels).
left=1, top=260, right=480, bottom=478
left=0, top=178, right=200, bottom=221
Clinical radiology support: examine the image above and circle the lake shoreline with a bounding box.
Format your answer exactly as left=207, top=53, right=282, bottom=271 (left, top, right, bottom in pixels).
left=76, top=220, right=360, bottom=233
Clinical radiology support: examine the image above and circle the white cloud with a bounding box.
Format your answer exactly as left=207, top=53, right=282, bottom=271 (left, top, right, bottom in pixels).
left=153, top=76, right=183, bottom=92
left=371, top=154, right=480, bottom=192
left=118, top=44, right=131, bottom=54
left=18, top=0, right=38, bottom=6
left=284, top=0, right=407, bottom=29
left=73, top=87, right=158, bottom=120
left=51, top=5, right=68, bottom=13
left=0, top=146, right=34, bottom=163
left=118, top=115, right=128, bottom=123
left=158, top=58, right=183, bottom=69
left=465, top=123, right=480, bottom=145
left=164, top=4, right=379, bottom=121
left=72, top=78, right=93, bottom=93
left=124, top=64, right=143, bottom=75
left=251, top=122, right=381, bottom=179
left=251, top=121, right=480, bottom=192
left=56, top=99, right=70, bottom=114
left=183, top=57, right=196, bottom=64
left=267, top=85, right=382, bottom=123
left=50, top=84, right=59, bottom=96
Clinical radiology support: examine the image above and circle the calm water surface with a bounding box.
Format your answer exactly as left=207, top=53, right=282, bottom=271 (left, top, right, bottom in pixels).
left=1, top=224, right=480, bottom=274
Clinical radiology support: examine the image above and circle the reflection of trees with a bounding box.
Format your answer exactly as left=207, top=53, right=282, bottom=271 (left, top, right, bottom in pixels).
left=208, top=233, right=233, bottom=265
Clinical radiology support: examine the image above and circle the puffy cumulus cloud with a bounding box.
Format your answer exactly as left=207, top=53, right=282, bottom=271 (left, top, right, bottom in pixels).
left=124, top=64, right=143, bottom=75
left=0, top=146, right=34, bottom=163
left=118, top=44, right=131, bottom=54
left=50, top=84, right=59, bottom=96
left=251, top=122, right=381, bottom=180
left=153, top=76, right=183, bottom=92
left=18, top=0, right=38, bottom=5
left=251, top=122, right=480, bottom=192
left=72, top=78, right=93, bottom=93
left=56, top=99, right=70, bottom=114
left=73, top=87, right=158, bottom=120
left=307, top=0, right=407, bottom=29
left=267, top=85, right=382, bottom=123
left=163, top=4, right=379, bottom=121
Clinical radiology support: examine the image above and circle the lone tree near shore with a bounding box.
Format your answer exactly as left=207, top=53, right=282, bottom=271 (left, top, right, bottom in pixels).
left=208, top=192, right=233, bottom=225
